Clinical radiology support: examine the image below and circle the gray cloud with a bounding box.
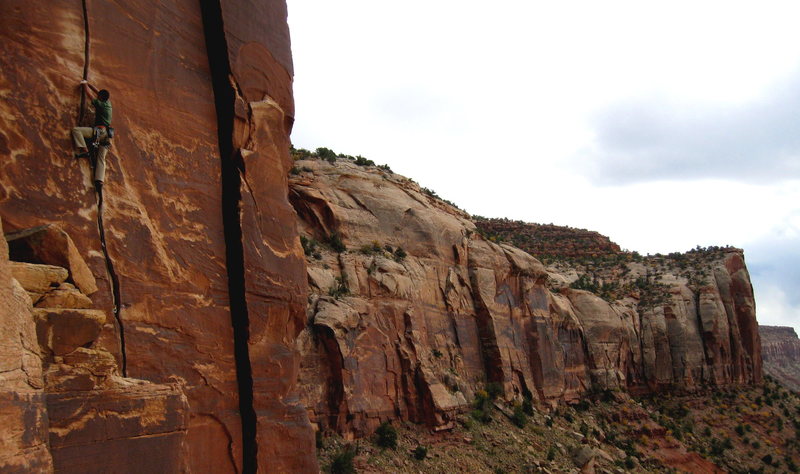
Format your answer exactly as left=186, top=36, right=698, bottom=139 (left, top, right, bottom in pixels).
left=575, top=70, right=800, bottom=185
left=748, top=234, right=800, bottom=311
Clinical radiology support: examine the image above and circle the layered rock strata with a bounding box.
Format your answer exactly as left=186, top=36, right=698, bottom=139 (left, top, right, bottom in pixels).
left=760, top=325, right=800, bottom=391
left=291, top=158, right=762, bottom=437
left=1, top=0, right=314, bottom=472
left=0, top=220, right=52, bottom=472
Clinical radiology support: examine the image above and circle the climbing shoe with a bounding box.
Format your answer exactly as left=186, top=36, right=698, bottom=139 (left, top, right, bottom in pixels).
left=75, top=152, right=89, bottom=159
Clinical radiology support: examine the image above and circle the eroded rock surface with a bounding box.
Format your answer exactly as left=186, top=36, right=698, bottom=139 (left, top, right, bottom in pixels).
left=1, top=217, right=191, bottom=473
left=291, top=158, right=763, bottom=437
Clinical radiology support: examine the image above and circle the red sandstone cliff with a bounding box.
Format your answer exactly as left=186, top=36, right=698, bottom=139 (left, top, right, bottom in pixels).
left=290, top=158, right=762, bottom=437
left=0, top=1, right=314, bottom=472
left=760, top=325, right=800, bottom=391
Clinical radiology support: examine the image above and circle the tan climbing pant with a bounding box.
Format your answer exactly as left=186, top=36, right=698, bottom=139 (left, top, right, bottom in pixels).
left=71, top=127, right=111, bottom=183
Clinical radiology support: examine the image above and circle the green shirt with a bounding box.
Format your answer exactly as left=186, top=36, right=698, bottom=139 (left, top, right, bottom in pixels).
left=92, top=98, right=112, bottom=127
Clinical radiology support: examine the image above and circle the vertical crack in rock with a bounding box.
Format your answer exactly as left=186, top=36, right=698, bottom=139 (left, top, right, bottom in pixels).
left=79, top=0, right=91, bottom=123
left=79, top=0, right=126, bottom=376
left=198, top=1, right=257, bottom=471
left=468, top=277, right=505, bottom=385
left=97, top=193, right=126, bottom=375
left=693, top=289, right=711, bottom=368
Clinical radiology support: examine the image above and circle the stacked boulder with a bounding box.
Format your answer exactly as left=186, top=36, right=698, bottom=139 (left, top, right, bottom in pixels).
left=0, top=222, right=189, bottom=473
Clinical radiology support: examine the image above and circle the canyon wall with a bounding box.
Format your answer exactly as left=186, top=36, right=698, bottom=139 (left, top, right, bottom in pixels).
left=291, top=158, right=762, bottom=437
left=0, top=1, right=314, bottom=472
left=760, top=325, right=800, bottom=391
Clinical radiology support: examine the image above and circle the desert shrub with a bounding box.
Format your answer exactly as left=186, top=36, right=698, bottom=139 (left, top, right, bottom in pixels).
left=682, top=420, right=694, bottom=434
left=326, top=232, right=346, bottom=253
left=299, top=237, right=322, bottom=259
left=511, top=404, right=527, bottom=428
left=316, top=147, right=337, bottom=163
left=471, top=408, right=492, bottom=424
left=709, top=438, right=724, bottom=456
left=735, top=424, right=745, bottom=436
left=375, top=421, right=397, bottom=449
left=464, top=418, right=477, bottom=432
left=421, top=187, right=439, bottom=198
left=329, top=445, right=356, bottom=474
left=393, top=247, right=407, bottom=262
left=762, top=454, right=773, bottom=465
left=328, top=277, right=350, bottom=299
left=474, top=390, right=490, bottom=410
left=301, top=235, right=318, bottom=256
left=546, top=446, right=557, bottom=461
left=617, top=438, right=638, bottom=458
left=316, top=430, right=324, bottom=449
left=570, top=274, right=598, bottom=293
left=522, top=396, right=534, bottom=416
left=359, top=241, right=382, bottom=255
left=412, top=445, right=428, bottom=460
left=486, top=382, right=503, bottom=400
left=432, top=349, right=443, bottom=358
left=723, top=437, right=733, bottom=449
left=624, top=456, right=636, bottom=469
left=354, top=155, right=375, bottom=167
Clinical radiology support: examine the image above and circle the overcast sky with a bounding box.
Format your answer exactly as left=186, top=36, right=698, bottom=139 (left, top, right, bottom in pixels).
left=287, top=0, right=800, bottom=332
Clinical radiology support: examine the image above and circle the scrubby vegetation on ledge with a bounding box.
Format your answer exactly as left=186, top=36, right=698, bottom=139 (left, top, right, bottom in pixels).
left=317, top=377, right=800, bottom=473
left=474, top=216, right=741, bottom=305
left=290, top=144, right=392, bottom=172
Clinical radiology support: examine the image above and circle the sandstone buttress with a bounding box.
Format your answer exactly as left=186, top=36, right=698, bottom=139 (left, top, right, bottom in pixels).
left=291, top=157, right=762, bottom=437
left=1, top=1, right=315, bottom=472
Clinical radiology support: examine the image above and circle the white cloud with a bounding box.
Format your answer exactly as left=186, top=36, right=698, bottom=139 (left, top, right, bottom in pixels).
left=754, top=283, right=800, bottom=332
left=288, top=0, right=800, bottom=332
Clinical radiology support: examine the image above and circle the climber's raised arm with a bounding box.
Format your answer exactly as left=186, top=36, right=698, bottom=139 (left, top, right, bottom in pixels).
left=80, top=79, right=99, bottom=99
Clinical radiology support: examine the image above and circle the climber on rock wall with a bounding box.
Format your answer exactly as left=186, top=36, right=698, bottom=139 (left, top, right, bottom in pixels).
left=71, top=80, right=113, bottom=190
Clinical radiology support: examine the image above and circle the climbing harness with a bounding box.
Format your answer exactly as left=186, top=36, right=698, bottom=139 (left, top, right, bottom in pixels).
left=90, top=125, right=113, bottom=150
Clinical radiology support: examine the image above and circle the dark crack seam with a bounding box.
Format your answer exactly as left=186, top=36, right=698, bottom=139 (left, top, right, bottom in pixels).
left=80, top=0, right=127, bottom=376
left=198, top=1, right=258, bottom=472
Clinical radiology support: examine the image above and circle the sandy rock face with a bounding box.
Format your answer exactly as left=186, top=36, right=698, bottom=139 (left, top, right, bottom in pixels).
left=1, top=1, right=314, bottom=472
left=291, top=159, right=763, bottom=437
